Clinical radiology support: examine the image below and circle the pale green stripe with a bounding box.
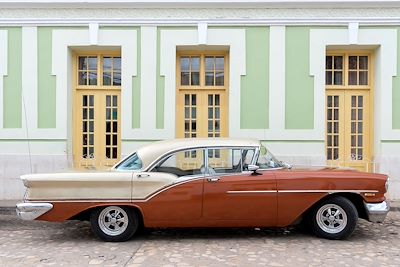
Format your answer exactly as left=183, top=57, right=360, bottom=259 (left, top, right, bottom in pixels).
left=37, top=27, right=56, bottom=128
left=393, top=28, right=400, bottom=129
left=2, top=27, right=22, bottom=128
left=240, top=27, right=269, bottom=129
left=381, top=140, right=400, bottom=143
left=132, top=27, right=141, bottom=129
left=156, top=27, right=165, bottom=129
left=262, top=140, right=324, bottom=143
left=285, top=27, right=314, bottom=129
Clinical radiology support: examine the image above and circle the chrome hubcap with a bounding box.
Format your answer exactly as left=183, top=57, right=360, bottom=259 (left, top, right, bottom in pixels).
left=316, top=204, right=347, bottom=234
left=98, top=206, right=129, bottom=236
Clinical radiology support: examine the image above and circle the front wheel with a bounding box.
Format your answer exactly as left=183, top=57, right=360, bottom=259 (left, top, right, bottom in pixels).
left=309, top=196, right=358, bottom=240
left=90, top=206, right=138, bottom=242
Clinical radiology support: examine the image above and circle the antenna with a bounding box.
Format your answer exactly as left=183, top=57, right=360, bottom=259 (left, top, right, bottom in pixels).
left=22, top=93, right=33, bottom=173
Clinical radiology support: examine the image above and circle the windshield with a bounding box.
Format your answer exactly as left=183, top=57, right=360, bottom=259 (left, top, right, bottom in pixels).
left=257, top=145, right=283, bottom=169
left=114, top=153, right=143, bottom=171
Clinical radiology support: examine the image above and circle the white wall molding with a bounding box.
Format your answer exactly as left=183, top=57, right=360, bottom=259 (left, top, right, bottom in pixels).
left=310, top=28, right=398, bottom=143
left=348, top=22, right=359, bottom=44
left=51, top=28, right=138, bottom=141
left=159, top=28, right=248, bottom=139
left=89, top=23, right=99, bottom=45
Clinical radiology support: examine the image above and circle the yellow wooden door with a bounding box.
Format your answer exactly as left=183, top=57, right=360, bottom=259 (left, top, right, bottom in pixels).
left=326, top=90, right=371, bottom=171
left=74, top=90, right=121, bottom=169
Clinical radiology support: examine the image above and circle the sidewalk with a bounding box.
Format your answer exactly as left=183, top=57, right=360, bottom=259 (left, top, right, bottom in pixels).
left=1, top=199, right=400, bottom=215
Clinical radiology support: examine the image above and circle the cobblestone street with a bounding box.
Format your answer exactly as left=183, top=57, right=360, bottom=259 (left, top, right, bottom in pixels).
left=0, top=212, right=399, bottom=267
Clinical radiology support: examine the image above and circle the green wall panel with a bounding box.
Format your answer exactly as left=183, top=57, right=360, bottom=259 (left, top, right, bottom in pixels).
left=156, top=27, right=165, bottom=129
left=285, top=27, right=314, bottom=129
left=2, top=27, right=22, bottom=128
left=393, top=28, right=400, bottom=129
left=37, top=27, right=56, bottom=128
left=240, top=27, right=269, bottom=129
left=133, top=27, right=141, bottom=129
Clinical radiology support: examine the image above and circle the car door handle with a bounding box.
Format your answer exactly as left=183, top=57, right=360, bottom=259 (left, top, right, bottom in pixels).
left=137, top=174, right=149, bottom=178
left=207, top=177, right=220, bottom=182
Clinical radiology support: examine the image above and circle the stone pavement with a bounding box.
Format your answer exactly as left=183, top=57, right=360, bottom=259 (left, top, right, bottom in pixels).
left=1, top=212, right=400, bottom=267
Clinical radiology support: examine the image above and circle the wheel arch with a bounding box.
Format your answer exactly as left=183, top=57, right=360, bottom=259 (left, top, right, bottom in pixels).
left=69, top=204, right=145, bottom=225
left=304, top=193, right=367, bottom=220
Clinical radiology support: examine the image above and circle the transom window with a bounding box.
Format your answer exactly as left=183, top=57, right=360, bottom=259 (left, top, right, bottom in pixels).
left=325, top=54, right=369, bottom=86
left=78, top=55, right=121, bottom=86
left=179, top=54, right=226, bottom=87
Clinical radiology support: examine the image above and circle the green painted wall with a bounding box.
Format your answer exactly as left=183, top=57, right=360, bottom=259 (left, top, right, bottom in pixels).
left=393, top=28, right=400, bottom=129
left=156, top=27, right=165, bottom=129
left=133, top=27, right=141, bottom=129
left=285, top=27, right=314, bottom=129
left=37, top=27, right=56, bottom=128
left=2, top=27, right=22, bottom=128
left=240, top=27, right=269, bottom=129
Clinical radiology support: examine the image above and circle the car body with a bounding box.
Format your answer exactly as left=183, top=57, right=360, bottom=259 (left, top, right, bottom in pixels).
left=16, top=138, right=390, bottom=241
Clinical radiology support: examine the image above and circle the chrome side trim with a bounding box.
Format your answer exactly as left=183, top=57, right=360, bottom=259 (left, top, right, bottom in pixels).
left=278, top=190, right=379, bottom=194
left=364, top=201, right=390, bottom=223
left=16, top=202, right=53, bottom=220
left=227, top=190, right=276, bottom=194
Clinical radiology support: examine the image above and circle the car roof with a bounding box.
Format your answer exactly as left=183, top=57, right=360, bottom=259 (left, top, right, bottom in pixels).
left=137, top=138, right=261, bottom=169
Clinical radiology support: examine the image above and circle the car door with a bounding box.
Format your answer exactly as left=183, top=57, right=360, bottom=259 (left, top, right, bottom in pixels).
left=134, top=148, right=205, bottom=224
left=202, top=147, right=277, bottom=226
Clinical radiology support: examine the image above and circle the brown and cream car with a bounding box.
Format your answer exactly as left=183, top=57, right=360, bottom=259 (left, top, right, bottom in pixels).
left=16, top=138, right=389, bottom=242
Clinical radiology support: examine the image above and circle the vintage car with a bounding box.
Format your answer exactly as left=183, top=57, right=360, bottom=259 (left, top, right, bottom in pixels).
left=16, top=138, right=389, bottom=242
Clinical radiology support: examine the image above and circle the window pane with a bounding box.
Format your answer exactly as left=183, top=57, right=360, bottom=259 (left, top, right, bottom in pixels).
left=78, top=71, right=87, bottom=85
left=359, top=56, right=368, bottom=70
left=349, top=56, right=357, bottom=69
left=208, top=148, right=242, bottom=173
left=103, top=57, right=112, bottom=71
left=88, top=72, right=97, bottom=85
left=191, top=57, right=200, bottom=71
left=216, top=57, right=224, bottom=70
left=180, top=57, right=190, bottom=71
left=349, top=71, right=357, bottom=85
left=78, top=57, right=87, bottom=70
left=359, top=71, right=368, bottom=85
left=103, top=72, right=112, bottom=86
left=205, top=72, right=214, bottom=85
left=326, top=56, right=332, bottom=69
left=325, top=71, right=332, bottom=85
left=113, top=72, right=121, bottom=86
left=334, top=56, right=343, bottom=69
left=191, top=72, right=200, bottom=86
left=88, top=57, right=97, bottom=70
left=181, top=72, right=189, bottom=85
left=333, top=71, right=342, bottom=85
left=154, top=149, right=204, bottom=175
left=205, top=57, right=214, bottom=71
left=215, top=72, right=224, bottom=86
left=114, top=57, right=121, bottom=70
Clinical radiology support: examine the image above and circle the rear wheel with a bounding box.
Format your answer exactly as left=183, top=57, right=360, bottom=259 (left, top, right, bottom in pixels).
left=90, top=206, right=138, bottom=242
left=309, top=196, right=358, bottom=240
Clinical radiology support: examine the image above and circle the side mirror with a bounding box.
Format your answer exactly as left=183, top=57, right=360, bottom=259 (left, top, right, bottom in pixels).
left=280, top=161, right=292, bottom=169
left=247, top=164, right=259, bottom=172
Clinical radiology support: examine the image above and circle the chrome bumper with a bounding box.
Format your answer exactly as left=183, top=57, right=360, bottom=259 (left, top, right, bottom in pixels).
left=16, top=202, right=53, bottom=220
left=364, top=201, right=390, bottom=223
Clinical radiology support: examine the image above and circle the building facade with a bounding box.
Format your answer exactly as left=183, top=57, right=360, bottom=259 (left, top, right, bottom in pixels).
left=0, top=0, right=400, bottom=199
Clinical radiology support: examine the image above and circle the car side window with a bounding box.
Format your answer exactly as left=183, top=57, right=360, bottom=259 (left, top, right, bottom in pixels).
left=207, top=148, right=255, bottom=174
left=152, top=149, right=205, bottom=177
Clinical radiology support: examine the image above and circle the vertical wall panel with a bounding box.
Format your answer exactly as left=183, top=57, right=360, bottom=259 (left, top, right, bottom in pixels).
left=132, top=27, right=141, bottom=129
left=2, top=27, right=22, bottom=128
left=285, top=27, right=314, bottom=129
left=240, top=27, right=269, bottom=129
left=37, top=27, right=56, bottom=128
left=156, top=27, right=165, bottom=129
left=393, top=27, right=400, bottom=129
